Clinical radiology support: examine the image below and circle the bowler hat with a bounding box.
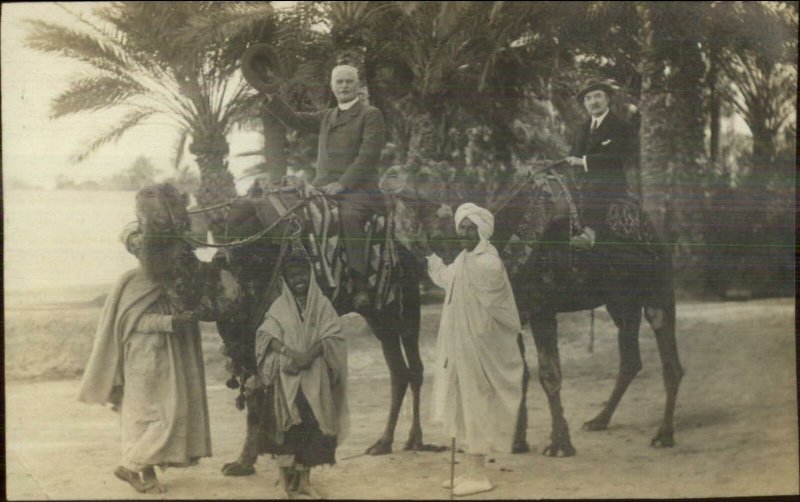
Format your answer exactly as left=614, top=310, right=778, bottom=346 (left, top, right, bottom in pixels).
left=240, top=43, right=283, bottom=95
left=576, top=78, right=617, bottom=104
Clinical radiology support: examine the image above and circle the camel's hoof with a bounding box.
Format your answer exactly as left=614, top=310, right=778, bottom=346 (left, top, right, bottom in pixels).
left=650, top=432, right=675, bottom=448
left=222, top=461, right=256, bottom=476
left=542, top=440, right=576, bottom=457
left=512, top=441, right=530, bottom=454
left=365, top=439, right=393, bottom=456
left=582, top=417, right=610, bottom=431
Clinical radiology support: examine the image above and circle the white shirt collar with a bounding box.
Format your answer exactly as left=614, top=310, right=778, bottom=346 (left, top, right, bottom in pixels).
left=591, top=109, right=610, bottom=128
left=338, top=97, right=359, bottom=111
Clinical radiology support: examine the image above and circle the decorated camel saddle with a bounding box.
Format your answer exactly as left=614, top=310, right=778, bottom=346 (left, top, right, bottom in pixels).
left=243, top=175, right=417, bottom=313
left=492, top=163, right=663, bottom=312
left=388, top=159, right=662, bottom=314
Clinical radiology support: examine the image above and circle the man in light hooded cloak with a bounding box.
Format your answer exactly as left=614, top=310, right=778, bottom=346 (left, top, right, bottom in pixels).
left=77, top=219, right=212, bottom=495
left=255, top=250, right=349, bottom=498
left=423, top=202, right=525, bottom=497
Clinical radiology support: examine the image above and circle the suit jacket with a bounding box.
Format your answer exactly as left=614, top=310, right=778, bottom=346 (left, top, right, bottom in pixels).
left=569, top=111, right=635, bottom=229
left=265, top=97, right=386, bottom=192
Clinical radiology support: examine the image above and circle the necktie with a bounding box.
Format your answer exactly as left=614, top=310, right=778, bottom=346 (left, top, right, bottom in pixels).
left=591, top=119, right=599, bottom=133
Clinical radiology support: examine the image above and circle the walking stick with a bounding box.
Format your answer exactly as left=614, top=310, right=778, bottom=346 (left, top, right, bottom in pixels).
left=450, top=437, right=456, bottom=500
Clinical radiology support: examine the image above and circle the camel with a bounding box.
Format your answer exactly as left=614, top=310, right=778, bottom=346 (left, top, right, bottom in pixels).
left=206, top=178, right=442, bottom=476
left=382, top=161, right=684, bottom=456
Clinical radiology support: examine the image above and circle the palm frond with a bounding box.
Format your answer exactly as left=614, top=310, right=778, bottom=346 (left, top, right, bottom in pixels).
left=236, top=148, right=269, bottom=158
left=325, top=1, right=395, bottom=26
left=172, top=129, right=189, bottom=170
left=72, top=109, right=156, bottom=163
left=243, top=162, right=270, bottom=176
left=489, top=1, right=505, bottom=24
left=24, top=20, right=133, bottom=76
left=178, top=2, right=276, bottom=47
left=51, top=75, right=145, bottom=118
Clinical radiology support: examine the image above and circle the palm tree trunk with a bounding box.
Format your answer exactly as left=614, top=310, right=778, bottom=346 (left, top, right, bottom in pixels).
left=669, top=38, right=707, bottom=290
left=708, top=44, right=721, bottom=167
left=190, top=134, right=237, bottom=238
left=407, top=101, right=446, bottom=162
left=637, top=3, right=671, bottom=239
left=749, top=119, right=778, bottom=176
left=639, top=3, right=709, bottom=292
left=261, top=111, right=287, bottom=183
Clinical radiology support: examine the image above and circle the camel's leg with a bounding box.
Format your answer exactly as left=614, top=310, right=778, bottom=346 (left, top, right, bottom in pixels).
left=365, top=329, right=410, bottom=455
left=531, top=315, right=576, bottom=457
left=584, top=305, right=643, bottom=431
left=400, top=329, right=428, bottom=451
left=645, top=302, right=683, bottom=447
left=512, top=333, right=531, bottom=453
left=223, top=387, right=264, bottom=476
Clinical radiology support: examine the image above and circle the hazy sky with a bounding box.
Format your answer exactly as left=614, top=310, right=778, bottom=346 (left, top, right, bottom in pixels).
left=1, top=2, right=264, bottom=189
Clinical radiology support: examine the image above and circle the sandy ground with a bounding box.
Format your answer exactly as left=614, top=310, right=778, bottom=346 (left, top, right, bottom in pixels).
left=5, top=291, right=798, bottom=500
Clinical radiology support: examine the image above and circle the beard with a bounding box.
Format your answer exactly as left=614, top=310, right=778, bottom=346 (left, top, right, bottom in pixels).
left=140, top=233, right=197, bottom=292
left=140, top=233, right=177, bottom=285
left=460, top=236, right=480, bottom=251
left=140, top=234, right=202, bottom=312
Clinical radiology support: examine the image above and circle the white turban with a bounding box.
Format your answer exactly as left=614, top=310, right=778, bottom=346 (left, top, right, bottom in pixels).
left=454, top=202, right=494, bottom=242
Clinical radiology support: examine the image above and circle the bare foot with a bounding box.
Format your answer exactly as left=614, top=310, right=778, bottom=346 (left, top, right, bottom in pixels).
left=142, top=466, right=167, bottom=494
left=277, top=467, right=294, bottom=499
left=295, top=470, right=322, bottom=499
left=113, top=466, right=153, bottom=493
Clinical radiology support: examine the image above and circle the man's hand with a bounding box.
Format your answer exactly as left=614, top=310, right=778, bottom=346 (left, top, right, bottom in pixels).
left=293, top=351, right=314, bottom=369
left=415, top=225, right=433, bottom=257
left=322, top=182, right=345, bottom=195
left=565, top=156, right=585, bottom=169
left=171, top=310, right=196, bottom=332
left=436, top=204, right=453, bottom=219
left=569, top=226, right=596, bottom=251
left=282, top=359, right=301, bottom=376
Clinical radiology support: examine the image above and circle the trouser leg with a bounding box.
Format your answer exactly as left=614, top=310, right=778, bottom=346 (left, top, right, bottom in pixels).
left=339, top=198, right=372, bottom=276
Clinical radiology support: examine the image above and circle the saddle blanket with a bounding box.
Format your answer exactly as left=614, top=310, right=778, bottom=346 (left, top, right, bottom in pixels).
left=263, top=183, right=402, bottom=312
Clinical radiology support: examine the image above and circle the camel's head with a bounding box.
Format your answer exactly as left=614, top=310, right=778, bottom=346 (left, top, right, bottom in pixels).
left=379, top=161, right=456, bottom=207
left=136, top=183, right=191, bottom=236
left=380, top=162, right=464, bottom=262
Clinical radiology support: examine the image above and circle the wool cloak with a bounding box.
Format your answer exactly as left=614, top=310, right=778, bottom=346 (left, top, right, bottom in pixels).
left=255, top=271, right=350, bottom=443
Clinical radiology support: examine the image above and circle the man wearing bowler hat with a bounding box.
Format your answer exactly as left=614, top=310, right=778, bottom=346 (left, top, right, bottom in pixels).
left=565, top=79, right=636, bottom=248
left=259, top=62, right=385, bottom=311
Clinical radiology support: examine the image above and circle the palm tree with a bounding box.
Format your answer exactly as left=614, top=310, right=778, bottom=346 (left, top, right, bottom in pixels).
left=178, top=1, right=340, bottom=183
left=25, top=2, right=261, bottom=235
left=714, top=1, right=797, bottom=171
left=186, top=2, right=543, bottom=170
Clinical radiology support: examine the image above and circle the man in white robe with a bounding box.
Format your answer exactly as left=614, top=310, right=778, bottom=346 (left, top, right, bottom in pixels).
left=424, top=202, right=524, bottom=496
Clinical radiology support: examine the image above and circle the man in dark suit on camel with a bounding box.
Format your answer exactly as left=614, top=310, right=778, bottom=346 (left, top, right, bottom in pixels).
left=262, top=64, right=386, bottom=310
left=565, top=79, right=636, bottom=249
